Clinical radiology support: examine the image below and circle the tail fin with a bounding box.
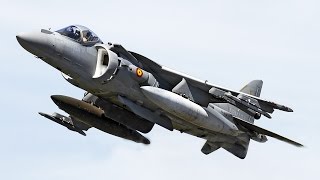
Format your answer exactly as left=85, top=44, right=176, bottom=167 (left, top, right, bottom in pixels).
left=210, top=80, right=264, bottom=159
left=214, top=80, right=264, bottom=123
left=224, top=80, right=263, bottom=158
left=235, top=80, right=264, bottom=123
left=240, top=80, right=263, bottom=97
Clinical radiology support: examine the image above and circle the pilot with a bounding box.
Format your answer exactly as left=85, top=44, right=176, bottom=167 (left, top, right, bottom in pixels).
left=67, top=26, right=80, bottom=41
left=82, top=31, right=92, bottom=43
left=74, top=30, right=80, bottom=41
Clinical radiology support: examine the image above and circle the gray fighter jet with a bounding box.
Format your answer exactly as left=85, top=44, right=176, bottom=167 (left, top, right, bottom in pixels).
left=16, top=25, right=302, bottom=159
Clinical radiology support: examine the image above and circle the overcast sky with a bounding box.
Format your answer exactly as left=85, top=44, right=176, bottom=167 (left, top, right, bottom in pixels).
left=1, top=0, right=319, bottom=179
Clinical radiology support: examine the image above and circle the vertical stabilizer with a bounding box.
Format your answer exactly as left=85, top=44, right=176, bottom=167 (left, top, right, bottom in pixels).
left=240, top=80, right=263, bottom=97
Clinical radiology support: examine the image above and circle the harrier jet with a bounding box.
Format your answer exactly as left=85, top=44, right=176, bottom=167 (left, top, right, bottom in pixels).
left=16, top=25, right=302, bottom=159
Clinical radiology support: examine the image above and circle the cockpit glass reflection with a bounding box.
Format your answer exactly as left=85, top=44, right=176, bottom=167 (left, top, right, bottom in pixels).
left=56, top=25, right=102, bottom=45
left=56, top=26, right=81, bottom=41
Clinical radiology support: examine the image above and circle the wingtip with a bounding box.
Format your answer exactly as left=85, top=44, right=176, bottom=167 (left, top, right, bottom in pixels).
left=38, top=112, right=50, bottom=118
left=287, top=139, right=304, bottom=147
left=296, top=143, right=304, bottom=148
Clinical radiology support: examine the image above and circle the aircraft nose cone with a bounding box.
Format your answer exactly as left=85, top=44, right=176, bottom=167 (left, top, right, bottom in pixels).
left=16, top=31, right=50, bottom=56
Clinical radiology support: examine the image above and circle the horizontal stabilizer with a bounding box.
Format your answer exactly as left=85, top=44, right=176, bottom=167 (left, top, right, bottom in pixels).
left=222, top=143, right=249, bottom=159
left=233, top=117, right=303, bottom=147
left=201, top=141, right=221, bottom=155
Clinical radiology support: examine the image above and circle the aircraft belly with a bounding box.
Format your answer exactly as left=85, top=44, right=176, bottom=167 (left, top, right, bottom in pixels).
left=140, top=86, right=240, bottom=136
left=170, top=118, right=238, bottom=145
left=72, top=70, right=239, bottom=138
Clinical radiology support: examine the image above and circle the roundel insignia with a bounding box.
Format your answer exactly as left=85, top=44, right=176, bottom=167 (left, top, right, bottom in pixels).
left=136, top=68, right=143, bottom=77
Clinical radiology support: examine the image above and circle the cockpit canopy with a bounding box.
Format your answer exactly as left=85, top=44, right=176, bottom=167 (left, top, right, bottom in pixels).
left=56, top=25, right=102, bottom=45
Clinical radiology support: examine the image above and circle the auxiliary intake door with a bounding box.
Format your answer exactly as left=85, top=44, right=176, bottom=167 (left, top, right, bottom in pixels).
left=93, top=45, right=119, bottom=82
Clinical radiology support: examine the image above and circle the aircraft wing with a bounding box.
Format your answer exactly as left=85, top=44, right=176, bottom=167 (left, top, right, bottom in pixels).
left=69, top=116, right=92, bottom=131
left=233, top=116, right=303, bottom=147
left=39, top=112, right=91, bottom=136
left=130, top=51, right=293, bottom=118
